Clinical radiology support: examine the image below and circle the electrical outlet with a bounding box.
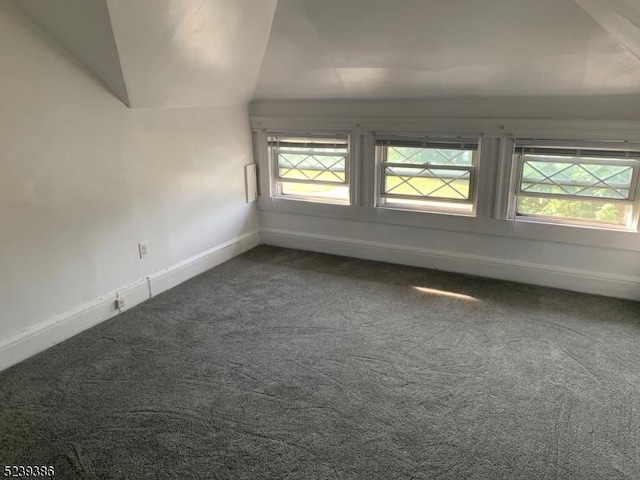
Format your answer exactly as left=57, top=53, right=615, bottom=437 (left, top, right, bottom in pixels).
left=139, top=241, right=149, bottom=259
left=115, top=297, right=125, bottom=311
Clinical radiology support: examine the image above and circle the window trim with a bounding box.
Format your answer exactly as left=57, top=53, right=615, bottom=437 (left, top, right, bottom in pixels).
left=375, top=134, right=481, bottom=216
left=267, top=131, right=352, bottom=205
left=251, top=114, right=640, bottom=253
left=511, top=140, right=640, bottom=231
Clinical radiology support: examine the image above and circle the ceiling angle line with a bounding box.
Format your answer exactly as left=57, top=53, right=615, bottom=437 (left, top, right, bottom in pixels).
left=573, top=0, right=640, bottom=62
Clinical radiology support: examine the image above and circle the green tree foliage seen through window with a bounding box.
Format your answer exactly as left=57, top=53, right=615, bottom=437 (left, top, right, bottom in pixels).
left=517, top=155, right=634, bottom=226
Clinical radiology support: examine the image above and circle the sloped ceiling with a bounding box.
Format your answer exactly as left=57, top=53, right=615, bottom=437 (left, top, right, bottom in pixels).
left=106, top=0, right=278, bottom=108
left=574, top=0, right=640, bottom=61
left=11, top=0, right=640, bottom=106
left=11, top=0, right=277, bottom=108
left=255, top=0, right=640, bottom=99
left=11, top=0, right=130, bottom=105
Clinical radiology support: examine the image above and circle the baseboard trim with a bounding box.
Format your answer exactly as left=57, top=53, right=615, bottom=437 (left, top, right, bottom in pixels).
left=260, top=228, right=640, bottom=301
left=3, top=226, right=635, bottom=373
left=148, top=231, right=260, bottom=297
left=0, top=231, right=260, bottom=373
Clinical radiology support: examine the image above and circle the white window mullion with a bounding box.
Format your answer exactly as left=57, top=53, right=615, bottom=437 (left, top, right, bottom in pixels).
left=473, top=136, right=495, bottom=220
left=358, top=131, right=376, bottom=208
left=492, top=137, right=517, bottom=221
left=252, top=130, right=273, bottom=208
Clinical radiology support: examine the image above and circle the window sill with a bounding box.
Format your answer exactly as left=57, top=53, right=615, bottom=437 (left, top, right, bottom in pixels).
left=377, top=204, right=475, bottom=218
left=272, top=195, right=350, bottom=206
left=514, top=216, right=633, bottom=232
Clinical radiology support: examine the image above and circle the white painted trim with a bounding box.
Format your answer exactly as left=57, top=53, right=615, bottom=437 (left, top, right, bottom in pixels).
left=513, top=220, right=640, bottom=251
left=253, top=120, right=640, bottom=252
left=250, top=115, right=640, bottom=142
left=260, top=228, right=640, bottom=302
left=0, top=231, right=260, bottom=373
left=148, top=231, right=260, bottom=296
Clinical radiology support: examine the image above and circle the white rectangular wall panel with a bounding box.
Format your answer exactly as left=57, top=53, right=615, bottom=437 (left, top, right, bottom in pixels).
left=245, top=163, right=258, bottom=203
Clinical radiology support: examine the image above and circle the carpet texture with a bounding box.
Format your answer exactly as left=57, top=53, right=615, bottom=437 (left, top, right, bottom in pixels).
left=1, top=246, right=639, bottom=479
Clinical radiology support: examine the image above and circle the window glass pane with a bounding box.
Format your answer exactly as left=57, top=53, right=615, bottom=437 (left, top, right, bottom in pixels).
left=269, top=134, right=350, bottom=205
left=388, top=147, right=473, bottom=166
left=384, top=166, right=471, bottom=200
left=517, top=196, right=631, bottom=226
left=521, top=156, right=633, bottom=200
left=278, top=152, right=345, bottom=183
left=280, top=182, right=349, bottom=202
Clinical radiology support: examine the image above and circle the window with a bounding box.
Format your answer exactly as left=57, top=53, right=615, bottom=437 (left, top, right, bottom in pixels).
left=376, top=135, right=479, bottom=215
left=514, top=141, right=640, bottom=229
left=268, top=133, right=350, bottom=204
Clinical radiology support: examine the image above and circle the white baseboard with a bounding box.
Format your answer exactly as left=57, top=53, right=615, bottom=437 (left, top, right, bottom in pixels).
left=3, top=226, right=635, bottom=374
left=0, top=231, right=260, bottom=373
left=148, top=231, right=260, bottom=296
left=260, top=228, right=640, bottom=302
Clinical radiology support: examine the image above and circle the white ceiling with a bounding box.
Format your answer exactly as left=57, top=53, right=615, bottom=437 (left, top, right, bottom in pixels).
left=12, top=0, right=277, bottom=108
left=12, top=0, right=130, bottom=105
left=106, top=0, right=277, bottom=108
left=255, top=0, right=640, bottom=99
left=10, top=0, right=640, bottom=106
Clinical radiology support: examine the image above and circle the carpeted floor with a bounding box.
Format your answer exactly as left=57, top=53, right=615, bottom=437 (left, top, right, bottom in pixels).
left=1, top=246, right=640, bottom=479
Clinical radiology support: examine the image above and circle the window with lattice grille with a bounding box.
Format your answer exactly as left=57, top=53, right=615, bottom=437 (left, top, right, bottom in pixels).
left=376, top=135, right=479, bottom=214
left=514, top=142, right=640, bottom=229
left=268, top=133, right=350, bottom=204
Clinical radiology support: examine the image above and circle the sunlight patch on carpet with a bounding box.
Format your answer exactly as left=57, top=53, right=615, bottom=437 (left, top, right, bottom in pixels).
left=413, top=286, right=480, bottom=302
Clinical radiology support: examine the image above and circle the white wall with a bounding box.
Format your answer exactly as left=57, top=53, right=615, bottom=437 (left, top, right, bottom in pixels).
left=0, top=1, right=258, bottom=344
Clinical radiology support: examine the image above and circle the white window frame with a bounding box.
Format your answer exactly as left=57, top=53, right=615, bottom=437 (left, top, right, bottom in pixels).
left=510, top=140, right=640, bottom=231
left=251, top=114, right=640, bottom=252
left=267, top=132, right=353, bottom=206
left=375, top=134, right=481, bottom=216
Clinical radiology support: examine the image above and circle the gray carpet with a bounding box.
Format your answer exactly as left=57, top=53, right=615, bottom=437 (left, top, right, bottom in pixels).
left=1, top=246, right=640, bottom=479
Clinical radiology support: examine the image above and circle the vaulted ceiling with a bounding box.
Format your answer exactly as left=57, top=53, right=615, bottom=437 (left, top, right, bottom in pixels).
left=105, top=0, right=277, bottom=108
left=10, top=0, right=640, bottom=107
left=11, top=0, right=278, bottom=108
left=12, top=0, right=130, bottom=104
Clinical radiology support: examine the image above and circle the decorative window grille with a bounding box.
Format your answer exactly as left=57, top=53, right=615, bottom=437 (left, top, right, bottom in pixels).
left=268, top=133, right=350, bottom=204
left=514, top=141, right=640, bottom=229
left=376, top=135, right=480, bottom=214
